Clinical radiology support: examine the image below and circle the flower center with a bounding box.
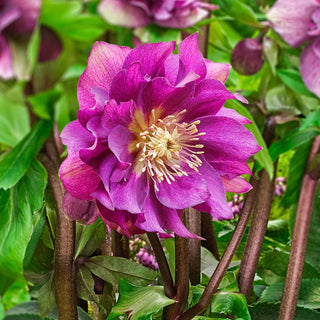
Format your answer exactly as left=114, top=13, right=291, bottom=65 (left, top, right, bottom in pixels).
left=136, top=109, right=205, bottom=190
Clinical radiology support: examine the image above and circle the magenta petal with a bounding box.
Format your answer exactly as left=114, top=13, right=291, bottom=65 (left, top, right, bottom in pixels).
left=59, top=154, right=100, bottom=200
left=78, top=42, right=131, bottom=109
left=205, top=59, right=231, bottom=83
left=216, top=107, right=251, bottom=125
left=267, top=0, right=319, bottom=47
left=163, top=54, right=186, bottom=86
left=0, top=4, right=20, bottom=31
left=60, top=120, right=94, bottom=152
left=197, top=116, right=262, bottom=162
left=178, top=33, right=207, bottom=80
left=123, top=41, right=176, bottom=78
left=91, top=183, right=114, bottom=210
left=109, top=62, right=144, bottom=103
left=155, top=173, right=209, bottom=209
left=109, top=171, right=149, bottom=213
left=221, top=176, right=252, bottom=193
left=63, top=192, right=98, bottom=224
left=108, top=125, right=134, bottom=164
left=0, top=34, right=14, bottom=79
left=300, top=37, right=320, bottom=97
left=196, top=161, right=233, bottom=220
left=6, top=0, right=41, bottom=33
left=210, top=160, right=252, bottom=179
left=98, top=0, right=151, bottom=28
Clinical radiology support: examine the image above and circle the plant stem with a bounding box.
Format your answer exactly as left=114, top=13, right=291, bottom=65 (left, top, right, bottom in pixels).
left=201, top=212, right=220, bottom=260
left=237, top=115, right=276, bottom=300
left=178, top=179, right=257, bottom=320
left=278, top=135, right=320, bottom=320
left=112, top=230, right=129, bottom=258
left=147, top=232, right=175, bottom=299
left=185, top=208, right=201, bottom=285
left=41, top=139, right=78, bottom=320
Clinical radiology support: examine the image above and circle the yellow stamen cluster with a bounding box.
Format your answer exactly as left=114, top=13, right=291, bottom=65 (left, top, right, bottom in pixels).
left=136, top=109, right=205, bottom=190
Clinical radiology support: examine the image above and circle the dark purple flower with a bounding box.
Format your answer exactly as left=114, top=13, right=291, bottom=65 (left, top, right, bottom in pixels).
left=59, top=33, right=261, bottom=237
left=267, top=0, right=320, bottom=97
left=98, top=0, right=217, bottom=29
left=0, top=0, right=41, bottom=79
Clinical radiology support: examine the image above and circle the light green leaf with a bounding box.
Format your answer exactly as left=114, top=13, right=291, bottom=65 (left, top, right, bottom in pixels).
left=224, top=100, right=274, bottom=178
left=263, top=37, right=278, bottom=75
left=86, top=256, right=157, bottom=287
left=107, top=279, right=175, bottom=320
left=210, top=291, right=251, bottom=320
left=1, top=281, right=30, bottom=311
left=0, top=120, right=52, bottom=189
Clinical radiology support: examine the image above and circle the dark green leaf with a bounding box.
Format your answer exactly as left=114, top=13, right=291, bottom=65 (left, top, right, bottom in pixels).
left=86, top=256, right=157, bottom=287
left=277, top=69, right=317, bottom=98
left=38, top=273, right=56, bottom=318
left=107, top=279, right=175, bottom=320
left=210, top=291, right=250, bottom=320
left=249, top=302, right=320, bottom=320
left=224, top=100, right=274, bottom=178
left=0, top=120, right=52, bottom=189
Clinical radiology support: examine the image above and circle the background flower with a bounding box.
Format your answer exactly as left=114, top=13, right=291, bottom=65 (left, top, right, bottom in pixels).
left=267, top=0, right=320, bottom=97
left=98, top=0, right=217, bottom=29
left=59, top=33, right=261, bottom=237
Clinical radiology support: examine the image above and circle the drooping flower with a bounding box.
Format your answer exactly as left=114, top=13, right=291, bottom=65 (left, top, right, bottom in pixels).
left=98, top=0, right=217, bottom=29
left=274, top=177, right=286, bottom=197
left=267, top=0, right=320, bottom=97
left=59, top=33, right=261, bottom=237
left=0, top=0, right=41, bottom=79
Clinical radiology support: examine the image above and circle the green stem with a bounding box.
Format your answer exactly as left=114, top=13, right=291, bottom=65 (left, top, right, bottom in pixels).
left=278, top=135, right=320, bottom=320
left=112, top=230, right=129, bottom=258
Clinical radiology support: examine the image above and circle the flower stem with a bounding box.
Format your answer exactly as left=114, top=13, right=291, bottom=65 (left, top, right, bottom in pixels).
left=147, top=232, right=175, bottom=299
left=112, top=231, right=129, bottom=258
left=178, top=179, right=257, bottom=320
left=41, top=138, right=78, bottom=320
left=278, top=135, right=320, bottom=320
left=185, top=208, right=201, bottom=285
left=201, top=212, right=220, bottom=260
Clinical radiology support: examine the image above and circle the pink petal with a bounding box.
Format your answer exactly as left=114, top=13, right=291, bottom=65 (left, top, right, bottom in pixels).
left=98, top=0, right=151, bottom=28
left=0, top=34, right=14, bottom=79
left=205, top=59, right=231, bottom=83
left=216, top=107, right=252, bottom=125
left=221, top=176, right=252, bottom=193
left=78, top=41, right=131, bottom=110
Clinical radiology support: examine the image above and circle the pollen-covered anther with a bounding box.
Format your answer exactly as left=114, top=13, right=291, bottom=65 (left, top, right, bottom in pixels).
left=136, top=111, right=205, bottom=187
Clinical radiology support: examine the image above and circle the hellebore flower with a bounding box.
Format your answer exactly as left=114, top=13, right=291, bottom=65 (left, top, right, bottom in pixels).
left=267, top=0, right=320, bottom=97
left=0, top=0, right=41, bottom=79
left=59, top=33, right=261, bottom=237
left=98, top=0, right=217, bottom=29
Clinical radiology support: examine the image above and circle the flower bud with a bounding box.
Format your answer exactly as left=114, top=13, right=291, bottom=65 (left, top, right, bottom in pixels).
left=231, top=38, right=264, bottom=75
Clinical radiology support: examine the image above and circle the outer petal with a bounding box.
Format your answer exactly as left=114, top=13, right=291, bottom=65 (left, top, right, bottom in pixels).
left=59, top=154, right=100, bottom=200
left=267, top=0, right=320, bottom=47
left=221, top=176, right=252, bottom=193
left=109, top=170, right=149, bottom=213
left=210, top=160, right=252, bottom=179
left=98, top=0, right=151, bottom=28
left=155, top=172, right=209, bottom=209
left=205, top=59, right=231, bottom=83
left=197, top=116, right=262, bottom=162
left=5, top=0, right=41, bottom=33
left=0, top=3, right=20, bottom=32
left=123, top=41, right=176, bottom=78
left=300, top=37, right=320, bottom=97
left=216, top=107, right=252, bottom=125
left=78, top=42, right=131, bottom=110
left=195, top=160, right=233, bottom=220
left=0, top=34, right=14, bottom=79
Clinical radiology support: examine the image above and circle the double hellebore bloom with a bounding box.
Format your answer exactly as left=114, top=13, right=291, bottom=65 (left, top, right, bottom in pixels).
left=59, top=33, right=261, bottom=237
left=0, top=0, right=41, bottom=79
left=98, top=0, right=217, bottom=29
left=267, top=0, right=320, bottom=97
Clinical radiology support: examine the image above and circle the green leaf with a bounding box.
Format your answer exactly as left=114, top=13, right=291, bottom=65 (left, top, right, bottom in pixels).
left=249, top=302, right=320, bottom=320
left=260, top=279, right=320, bottom=309
left=214, top=0, right=259, bottom=26
left=277, top=69, right=317, bottom=98
left=263, top=37, right=278, bottom=75
left=0, top=93, right=30, bottom=147
left=0, top=160, right=48, bottom=294
left=86, top=256, right=157, bottom=287
left=107, top=279, right=175, bottom=320
left=224, top=100, right=274, bottom=178
left=74, top=218, right=107, bottom=259
left=0, top=120, right=52, bottom=189
left=210, top=291, right=251, bottom=320
left=38, top=273, right=56, bottom=318
left=134, top=25, right=180, bottom=43
left=1, top=281, right=30, bottom=311
left=27, top=89, right=62, bottom=120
